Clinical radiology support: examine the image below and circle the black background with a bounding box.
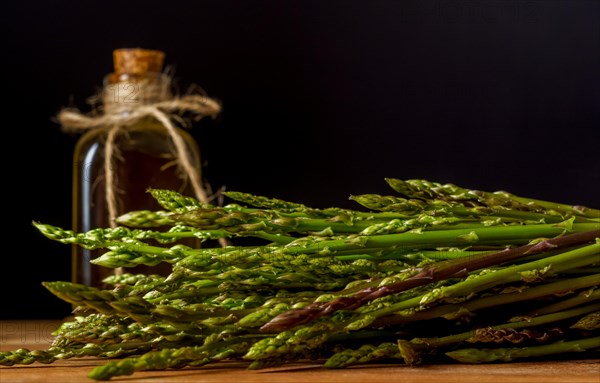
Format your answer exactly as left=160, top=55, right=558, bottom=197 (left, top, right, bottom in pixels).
left=4, top=0, right=599, bottom=319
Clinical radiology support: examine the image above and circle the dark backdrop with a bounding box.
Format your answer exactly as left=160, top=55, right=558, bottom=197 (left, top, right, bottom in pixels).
left=4, top=0, right=599, bottom=319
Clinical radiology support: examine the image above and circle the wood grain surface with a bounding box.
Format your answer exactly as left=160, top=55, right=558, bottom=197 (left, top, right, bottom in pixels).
left=1, top=320, right=598, bottom=383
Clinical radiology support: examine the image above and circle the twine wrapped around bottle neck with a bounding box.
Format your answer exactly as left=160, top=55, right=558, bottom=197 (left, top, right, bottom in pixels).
left=58, top=74, right=221, bottom=230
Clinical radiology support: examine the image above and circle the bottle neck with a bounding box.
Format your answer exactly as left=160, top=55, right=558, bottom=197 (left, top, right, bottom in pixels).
left=102, top=72, right=172, bottom=113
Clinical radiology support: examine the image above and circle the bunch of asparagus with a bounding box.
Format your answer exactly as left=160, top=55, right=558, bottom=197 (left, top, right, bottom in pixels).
left=2, top=179, right=599, bottom=381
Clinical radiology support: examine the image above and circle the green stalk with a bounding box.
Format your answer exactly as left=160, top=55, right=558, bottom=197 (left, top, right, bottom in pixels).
left=351, top=193, right=583, bottom=223
left=526, top=289, right=600, bottom=316
left=445, top=336, right=600, bottom=363
left=282, top=223, right=598, bottom=256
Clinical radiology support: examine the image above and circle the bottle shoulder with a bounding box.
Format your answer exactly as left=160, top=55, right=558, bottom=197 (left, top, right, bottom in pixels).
left=73, top=119, right=200, bottom=160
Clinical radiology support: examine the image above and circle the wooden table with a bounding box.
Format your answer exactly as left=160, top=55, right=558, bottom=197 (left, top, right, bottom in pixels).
left=1, top=320, right=598, bottom=383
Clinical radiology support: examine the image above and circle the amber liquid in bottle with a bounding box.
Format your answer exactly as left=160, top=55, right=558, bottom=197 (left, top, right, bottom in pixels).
left=71, top=49, right=202, bottom=287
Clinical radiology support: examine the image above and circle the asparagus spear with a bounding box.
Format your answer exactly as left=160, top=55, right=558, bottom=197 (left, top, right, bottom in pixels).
left=88, top=337, right=261, bottom=380
left=385, top=179, right=600, bottom=219
left=445, top=336, right=600, bottom=363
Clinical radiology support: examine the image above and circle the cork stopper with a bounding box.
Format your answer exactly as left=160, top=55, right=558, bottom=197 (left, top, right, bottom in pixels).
left=104, top=48, right=171, bottom=103
left=113, top=48, right=165, bottom=75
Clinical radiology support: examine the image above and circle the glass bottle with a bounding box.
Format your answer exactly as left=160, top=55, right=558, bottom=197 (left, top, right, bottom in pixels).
left=71, top=48, right=202, bottom=287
